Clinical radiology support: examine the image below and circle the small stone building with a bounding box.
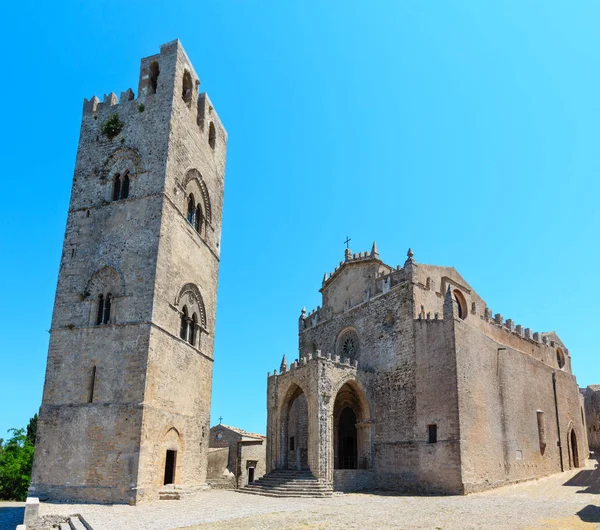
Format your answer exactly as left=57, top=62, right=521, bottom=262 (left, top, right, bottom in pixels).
left=266, top=244, right=587, bottom=494
left=581, top=385, right=600, bottom=453
left=208, top=424, right=266, bottom=487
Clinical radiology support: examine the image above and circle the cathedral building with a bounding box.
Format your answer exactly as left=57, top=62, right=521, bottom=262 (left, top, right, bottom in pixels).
left=29, top=41, right=226, bottom=504
left=263, top=245, right=587, bottom=494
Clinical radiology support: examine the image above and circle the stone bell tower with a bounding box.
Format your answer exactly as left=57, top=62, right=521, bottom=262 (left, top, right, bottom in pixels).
left=30, top=40, right=227, bottom=504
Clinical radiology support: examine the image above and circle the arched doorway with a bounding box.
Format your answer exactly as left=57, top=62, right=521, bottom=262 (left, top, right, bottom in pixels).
left=570, top=428, right=579, bottom=468
left=333, top=381, right=370, bottom=470
left=337, top=407, right=357, bottom=469
left=281, top=385, right=309, bottom=470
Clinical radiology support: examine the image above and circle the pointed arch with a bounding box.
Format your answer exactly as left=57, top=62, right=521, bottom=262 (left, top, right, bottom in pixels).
left=180, top=306, right=189, bottom=340
left=183, top=169, right=212, bottom=224
left=112, top=174, right=121, bottom=201
left=175, top=283, right=207, bottom=329
left=86, top=266, right=125, bottom=298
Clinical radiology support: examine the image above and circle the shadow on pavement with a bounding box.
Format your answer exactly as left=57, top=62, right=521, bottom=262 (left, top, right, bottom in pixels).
left=563, top=456, right=600, bottom=494
left=576, top=504, right=600, bottom=524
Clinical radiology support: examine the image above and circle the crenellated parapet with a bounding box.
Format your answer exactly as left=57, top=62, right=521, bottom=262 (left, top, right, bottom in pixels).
left=268, top=350, right=358, bottom=379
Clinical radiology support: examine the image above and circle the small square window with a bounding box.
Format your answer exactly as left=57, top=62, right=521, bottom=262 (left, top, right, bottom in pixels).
left=289, top=436, right=295, bottom=451
left=428, top=424, right=437, bottom=444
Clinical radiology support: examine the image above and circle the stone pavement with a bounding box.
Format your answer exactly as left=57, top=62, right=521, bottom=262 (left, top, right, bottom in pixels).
left=33, top=457, right=600, bottom=530
left=0, top=502, right=24, bottom=530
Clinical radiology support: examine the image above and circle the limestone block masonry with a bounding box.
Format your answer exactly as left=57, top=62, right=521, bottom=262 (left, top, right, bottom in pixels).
left=29, top=40, right=227, bottom=504
left=266, top=245, right=588, bottom=494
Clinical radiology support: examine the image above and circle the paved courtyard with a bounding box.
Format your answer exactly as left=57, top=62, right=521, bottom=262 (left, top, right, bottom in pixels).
left=1, top=457, right=597, bottom=530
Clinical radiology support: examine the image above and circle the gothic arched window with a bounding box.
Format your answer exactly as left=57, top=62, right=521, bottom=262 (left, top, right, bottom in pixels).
left=187, top=195, right=195, bottom=225
left=194, top=204, right=203, bottom=233
left=180, top=306, right=189, bottom=340
left=112, top=174, right=121, bottom=201
left=103, top=293, right=112, bottom=324
left=190, top=313, right=198, bottom=345
left=453, top=290, right=467, bottom=320
left=96, top=294, right=105, bottom=325
left=121, top=172, right=129, bottom=199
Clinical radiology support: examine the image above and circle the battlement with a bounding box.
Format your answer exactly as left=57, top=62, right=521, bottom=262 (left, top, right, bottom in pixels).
left=80, top=40, right=226, bottom=144
left=268, top=350, right=358, bottom=379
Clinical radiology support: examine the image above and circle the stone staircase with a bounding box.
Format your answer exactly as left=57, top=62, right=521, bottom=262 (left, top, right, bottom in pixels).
left=238, top=469, right=333, bottom=498
left=158, top=484, right=209, bottom=500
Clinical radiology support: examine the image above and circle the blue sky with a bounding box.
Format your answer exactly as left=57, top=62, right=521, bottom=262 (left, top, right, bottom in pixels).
left=1, top=1, right=599, bottom=439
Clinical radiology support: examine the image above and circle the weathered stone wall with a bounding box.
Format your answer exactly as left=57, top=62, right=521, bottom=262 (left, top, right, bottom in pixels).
left=240, top=442, right=267, bottom=486
left=454, top=315, right=586, bottom=492
left=287, top=393, right=309, bottom=469
left=333, top=470, right=376, bottom=492
left=582, top=386, right=600, bottom=453
left=207, top=448, right=229, bottom=478
left=268, top=249, right=586, bottom=495
left=31, top=40, right=226, bottom=504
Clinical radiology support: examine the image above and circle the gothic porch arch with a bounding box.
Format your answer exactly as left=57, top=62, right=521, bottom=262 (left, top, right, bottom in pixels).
left=328, top=378, right=373, bottom=475
left=278, top=381, right=314, bottom=472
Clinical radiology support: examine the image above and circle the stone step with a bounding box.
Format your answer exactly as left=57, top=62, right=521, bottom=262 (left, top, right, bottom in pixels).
left=69, top=516, right=89, bottom=530
left=238, top=469, right=333, bottom=498
left=237, top=488, right=332, bottom=498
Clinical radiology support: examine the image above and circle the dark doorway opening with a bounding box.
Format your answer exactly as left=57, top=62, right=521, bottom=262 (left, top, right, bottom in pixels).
left=248, top=467, right=255, bottom=483
left=164, top=449, right=177, bottom=485
left=571, top=429, right=579, bottom=468
left=337, top=407, right=357, bottom=469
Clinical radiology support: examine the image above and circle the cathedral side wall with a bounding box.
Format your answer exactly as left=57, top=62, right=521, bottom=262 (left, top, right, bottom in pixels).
left=583, top=387, right=600, bottom=452
left=412, top=319, right=463, bottom=493
left=455, top=320, right=586, bottom=493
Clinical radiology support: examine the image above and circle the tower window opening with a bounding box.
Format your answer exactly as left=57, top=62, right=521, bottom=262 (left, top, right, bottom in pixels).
left=189, top=313, right=198, bottom=346
left=182, top=71, right=193, bottom=104
left=428, top=424, right=438, bottom=443
left=103, top=293, right=112, bottom=324
left=557, top=347, right=566, bottom=369
left=453, top=290, right=467, bottom=320
left=194, top=204, right=203, bottom=234
left=187, top=195, right=195, bottom=225
left=121, top=172, right=129, bottom=199
left=89, top=365, right=97, bottom=403
left=112, top=172, right=130, bottom=201
left=112, top=174, right=121, bottom=201
left=149, top=61, right=159, bottom=94
left=180, top=306, right=189, bottom=340
left=209, top=122, right=216, bottom=149
left=96, top=294, right=104, bottom=325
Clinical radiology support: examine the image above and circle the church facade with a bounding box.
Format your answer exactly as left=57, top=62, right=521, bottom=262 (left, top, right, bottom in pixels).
left=266, top=245, right=587, bottom=494
left=29, top=41, right=226, bottom=504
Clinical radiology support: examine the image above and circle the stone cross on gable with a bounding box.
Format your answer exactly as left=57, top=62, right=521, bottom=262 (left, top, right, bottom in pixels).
left=218, top=416, right=223, bottom=424
left=344, top=236, right=351, bottom=249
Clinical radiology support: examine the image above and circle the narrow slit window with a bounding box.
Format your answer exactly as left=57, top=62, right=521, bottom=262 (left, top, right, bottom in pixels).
left=209, top=122, right=216, bottom=149
left=103, top=293, right=112, bottom=324
left=289, top=436, right=295, bottom=451
left=149, top=61, right=159, bottom=94
left=195, top=205, right=203, bottom=233
left=187, top=195, right=195, bottom=224
left=180, top=307, right=189, bottom=340
left=428, top=424, right=437, bottom=444
left=89, top=365, right=97, bottom=403
left=112, top=174, right=121, bottom=201
left=189, top=313, right=198, bottom=345
left=121, top=172, right=129, bottom=199
left=96, top=294, right=104, bottom=325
